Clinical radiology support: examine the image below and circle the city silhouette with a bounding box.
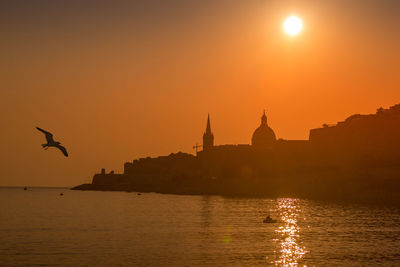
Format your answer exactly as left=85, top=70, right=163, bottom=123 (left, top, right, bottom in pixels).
left=73, top=104, right=400, bottom=203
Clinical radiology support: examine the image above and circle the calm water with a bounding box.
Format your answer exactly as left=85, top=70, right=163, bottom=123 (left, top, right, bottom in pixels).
left=1, top=188, right=399, bottom=266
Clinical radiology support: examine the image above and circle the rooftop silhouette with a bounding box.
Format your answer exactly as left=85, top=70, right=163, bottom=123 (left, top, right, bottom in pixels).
left=73, top=104, right=400, bottom=203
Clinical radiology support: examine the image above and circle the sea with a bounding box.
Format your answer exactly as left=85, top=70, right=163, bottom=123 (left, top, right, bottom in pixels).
left=0, top=187, right=399, bottom=266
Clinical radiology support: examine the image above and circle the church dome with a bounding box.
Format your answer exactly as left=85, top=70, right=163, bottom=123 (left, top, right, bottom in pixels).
left=251, top=110, right=276, bottom=148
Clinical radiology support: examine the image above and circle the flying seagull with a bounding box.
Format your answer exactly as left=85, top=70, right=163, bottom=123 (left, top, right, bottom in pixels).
left=36, top=127, right=68, bottom=157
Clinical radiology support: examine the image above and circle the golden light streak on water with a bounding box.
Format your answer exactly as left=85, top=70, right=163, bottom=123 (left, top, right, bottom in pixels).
left=275, top=198, right=307, bottom=266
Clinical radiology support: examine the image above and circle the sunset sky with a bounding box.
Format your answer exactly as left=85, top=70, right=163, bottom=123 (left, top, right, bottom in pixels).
left=1, top=0, right=400, bottom=186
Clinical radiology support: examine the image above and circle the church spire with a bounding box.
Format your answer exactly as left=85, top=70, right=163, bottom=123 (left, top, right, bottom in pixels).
left=206, top=113, right=211, bottom=134
left=261, top=109, right=268, bottom=125
left=203, top=113, right=214, bottom=151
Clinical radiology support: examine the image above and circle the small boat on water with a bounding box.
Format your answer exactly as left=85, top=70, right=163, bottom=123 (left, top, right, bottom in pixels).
left=263, top=215, right=277, bottom=223
left=24, top=187, right=28, bottom=190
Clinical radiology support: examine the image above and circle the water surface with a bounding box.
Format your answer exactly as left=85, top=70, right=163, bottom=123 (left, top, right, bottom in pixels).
left=1, top=188, right=399, bottom=266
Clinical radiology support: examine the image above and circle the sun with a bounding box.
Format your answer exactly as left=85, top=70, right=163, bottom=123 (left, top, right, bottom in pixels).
left=283, top=16, right=303, bottom=36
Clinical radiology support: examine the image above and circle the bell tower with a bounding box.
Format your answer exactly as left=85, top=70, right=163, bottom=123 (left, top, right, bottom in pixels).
left=202, top=114, right=214, bottom=151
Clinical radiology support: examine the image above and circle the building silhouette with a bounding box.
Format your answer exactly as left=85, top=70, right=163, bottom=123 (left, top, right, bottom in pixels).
left=202, top=114, right=214, bottom=151
left=74, top=104, right=400, bottom=202
left=251, top=110, right=276, bottom=148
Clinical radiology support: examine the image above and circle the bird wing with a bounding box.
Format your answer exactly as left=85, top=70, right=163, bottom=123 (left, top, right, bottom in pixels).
left=36, top=127, right=54, bottom=143
left=55, top=144, right=68, bottom=157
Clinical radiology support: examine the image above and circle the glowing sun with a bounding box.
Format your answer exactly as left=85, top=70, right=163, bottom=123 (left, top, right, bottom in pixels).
left=283, top=16, right=303, bottom=36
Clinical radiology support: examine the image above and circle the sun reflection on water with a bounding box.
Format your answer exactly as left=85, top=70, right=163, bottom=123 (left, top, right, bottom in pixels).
left=274, top=198, right=307, bottom=266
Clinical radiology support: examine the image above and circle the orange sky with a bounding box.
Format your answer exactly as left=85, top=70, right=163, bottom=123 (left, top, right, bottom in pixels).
left=1, top=0, right=399, bottom=186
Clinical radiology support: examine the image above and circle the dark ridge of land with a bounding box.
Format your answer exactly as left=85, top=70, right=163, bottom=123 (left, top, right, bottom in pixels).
left=72, top=104, right=400, bottom=204
left=71, top=171, right=400, bottom=205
